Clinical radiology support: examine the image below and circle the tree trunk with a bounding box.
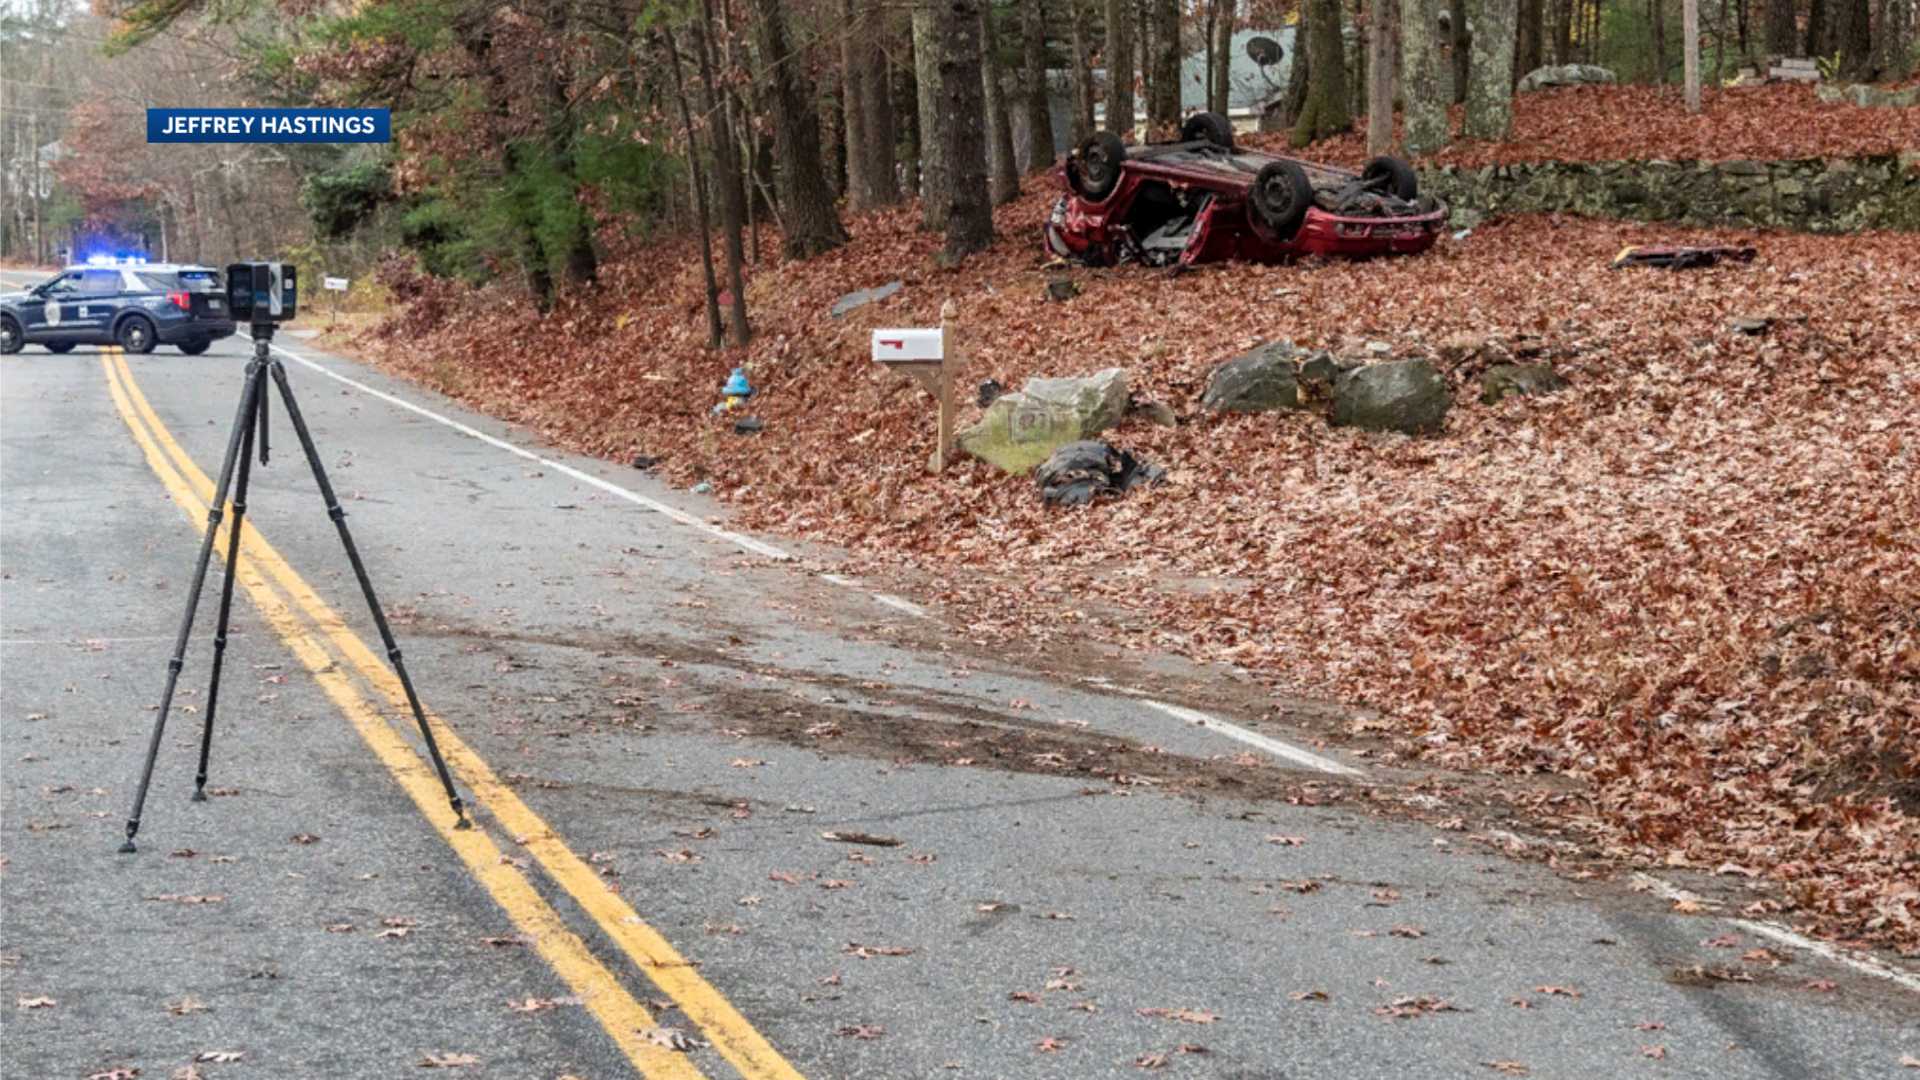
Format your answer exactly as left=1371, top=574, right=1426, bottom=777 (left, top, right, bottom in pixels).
left=981, top=2, right=1021, bottom=202
left=1368, top=0, right=1398, bottom=151
left=1021, top=0, right=1056, bottom=169
left=1807, top=0, right=1828, bottom=55
left=941, top=0, right=996, bottom=257
left=1682, top=0, right=1700, bottom=108
left=1148, top=0, right=1181, bottom=136
left=1762, top=0, right=1793, bottom=55
left=1403, top=0, right=1449, bottom=151
left=1834, top=0, right=1872, bottom=75
left=1551, top=0, right=1573, bottom=60
left=1105, top=0, right=1136, bottom=135
left=660, top=30, right=723, bottom=349
left=913, top=0, right=951, bottom=228
left=1466, top=0, right=1516, bottom=136
left=839, top=0, right=872, bottom=206
left=749, top=0, right=849, bottom=257
left=861, top=22, right=899, bottom=204
left=1450, top=0, right=1471, bottom=102
left=1067, top=0, right=1097, bottom=141
left=1266, top=0, right=1311, bottom=129
left=691, top=1, right=751, bottom=345
left=1293, top=0, right=1351, bottom=145
left=1211, top=0, right=1235, bottom=114
left=1515, top=0, right=1542, bottom=80
left=1882, top=0, right=1914, bottom=76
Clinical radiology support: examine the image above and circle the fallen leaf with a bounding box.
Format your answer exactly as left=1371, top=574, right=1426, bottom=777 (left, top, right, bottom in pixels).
left=290, top=833, right=320, bottom=845
left=417, top=1053, right=479, bottom=1068
left=1484, top=1063, right=1530, bottom=1076
left=838, top=1024, right=884, bottom=1040
left=844, top=942, right=914, bottom=958
left=16, top=995, right=56, bottom=1009
left=194, top=1051, right=243, bottom=1063
left=167, top=995, right=209, bottom=1016
left=641, top=1026, right=708, bottom=1051
left=820, top=831, right=902, bottom=847
left=1035, top=1036, right=1066, bottom=1052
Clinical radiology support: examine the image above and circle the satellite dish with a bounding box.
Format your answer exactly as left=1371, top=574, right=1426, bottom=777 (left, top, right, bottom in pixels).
left=1246, top=35, right=1284, bottom=66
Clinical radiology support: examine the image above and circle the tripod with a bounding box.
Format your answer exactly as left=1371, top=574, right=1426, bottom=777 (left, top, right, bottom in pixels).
left=119, top=324, right=470, bottom=853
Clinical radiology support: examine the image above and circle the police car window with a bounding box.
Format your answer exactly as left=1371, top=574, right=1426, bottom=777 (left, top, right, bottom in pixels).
left=44, top=273, right=80, bottom=293
left=80, top=270, right=122, bottom=296
left=136, top=271, right=176, bottom=291
left=178, top=270, right=222, bottom=292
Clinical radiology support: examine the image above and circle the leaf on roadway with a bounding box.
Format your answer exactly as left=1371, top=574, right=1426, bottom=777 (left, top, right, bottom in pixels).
left=194, top=1051, right=243, bottom=1063
left=480, top=935, right=527, bottom=948
left=728, top=758, right=766, bottom=769
left=85, top=1070, right=138, bottom=1080
left=1289, top=990, right=1329, bottom=1002
left=1136, top=1007, right=1218, bottom=1024
left=167, top=996, right=209, bottom=1016
left=1640, top=1045, right=1668, bottom=1060
left=1035, top=1036, right=1067, bottom=1053
left=507, top=996, right=578, bottom=1012
left=16, top=995, right=56, bottom=1009
left=290, top=833, right=321, bottom=845
left=1375, top=996, right=1465, bottom=1020
left=1701, top=933, right=1742, bottom=948
left=418, top=1052, right=480, bottom=1068
left=844, top=943, right=914, bottom=958
left=641, top=1026, right=709, bottom=1051
left=1899, top=1054, right=1920, bottom=1068
left=1266, top=835, right=1307, bottom=846
left=1390, top=925, right=1426, bottom=939
left=1484, top=1062, right=1529, bottom=1076
left=821, top=831, right=902, bottom=847
left=144, top=895, right=224, bottom=905
left=1532, top=985, right=1582, bottom=999
left=1009, top=990, right=1042, bottom=1004
left=377, top=927, right=411, bottom=940
left=324, top=923, right=355, bottom=934
left=654, top=848, right=702, bottom=864
left=1134, top=1052, right=1169, bottom=1069
left=837, top=1024, right=884, bottom=1040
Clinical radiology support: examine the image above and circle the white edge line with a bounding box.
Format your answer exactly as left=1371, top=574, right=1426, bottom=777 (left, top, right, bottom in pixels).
left=1140, top=699, right=1363, bottom=777
left=1633, top=873, right=1920, bottom=994
left=272, top=344, right=936, bottom=622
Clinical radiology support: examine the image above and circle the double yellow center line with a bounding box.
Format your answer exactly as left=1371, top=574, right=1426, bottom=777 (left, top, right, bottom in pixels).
left=101, top=349, right=802, bottom=1080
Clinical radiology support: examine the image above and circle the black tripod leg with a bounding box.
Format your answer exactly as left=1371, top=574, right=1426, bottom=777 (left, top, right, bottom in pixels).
left=190, top=387, right=259, bottom=802
left=120, top=364, right=266, bottom=853
left=266, top=361, right=470, bottom=830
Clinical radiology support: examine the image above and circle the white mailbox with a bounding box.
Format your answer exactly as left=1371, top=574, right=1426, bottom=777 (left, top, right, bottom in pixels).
left=871, top=327, right=943, bottom=363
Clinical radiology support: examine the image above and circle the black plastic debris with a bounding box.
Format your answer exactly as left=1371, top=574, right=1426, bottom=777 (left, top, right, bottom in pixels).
left=1034, top=440, right=1166, bottom=507
left=1609, top=244, right=1757, bottom=270
left=732, top=417, right=764, bottom=435
left=977, top=379, right=1005, bottom=408
left=632, top=454, right=663, bottom=470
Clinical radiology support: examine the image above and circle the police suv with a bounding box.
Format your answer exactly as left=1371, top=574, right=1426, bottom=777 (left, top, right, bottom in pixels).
left=0, top=259, right=236, bottom=355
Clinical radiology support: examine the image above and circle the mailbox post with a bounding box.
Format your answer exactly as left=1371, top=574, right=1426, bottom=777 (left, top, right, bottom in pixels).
left=872, top=300, right=958, bottom=472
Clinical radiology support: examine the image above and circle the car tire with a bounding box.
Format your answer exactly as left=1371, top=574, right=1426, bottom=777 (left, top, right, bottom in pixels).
left=1069, top=132, right=1127, bottom=202
left=46, top=341, right=75, bottom=354
left=1180, top=111, right=1234, bottom=151
left=178, top=339, right=211, bottom=355
left=1251, top=160, right=1314, bottom=237
left=116, top=315, right=157, bottom=354
left=0, top=316, right=20, bottom=355
left=1361, top=155, right=1419, bottom=200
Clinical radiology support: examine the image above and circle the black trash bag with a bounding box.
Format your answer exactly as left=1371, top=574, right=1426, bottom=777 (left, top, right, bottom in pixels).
left=1034, top=440, right=1166, bottom=507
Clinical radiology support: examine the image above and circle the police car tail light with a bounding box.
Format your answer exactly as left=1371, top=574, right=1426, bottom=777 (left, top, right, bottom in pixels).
left=167, top=290, right=192, bottom=311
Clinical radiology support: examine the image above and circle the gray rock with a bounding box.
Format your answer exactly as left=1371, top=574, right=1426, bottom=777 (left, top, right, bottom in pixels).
left=830, top=280, right=903, bottom=318
left=1516, top=64, right=1618, bottom=92
left=1332, top=360, right=1452, bottom=434
left=1200, top=342, right=1306, bottom=413
left=957, top=368, right=1130, bottom=472
left=1297, top=351, right=1358, bottom=405
left=1046, top=277, right=1079, bottom=302
left=1818, top=82, right=1920, bottom=108
left=1480, top=363, right=1569, bottom=405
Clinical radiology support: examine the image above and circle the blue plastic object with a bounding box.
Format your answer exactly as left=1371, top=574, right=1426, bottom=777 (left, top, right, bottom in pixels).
left=722, top=367, right=753, bottom=398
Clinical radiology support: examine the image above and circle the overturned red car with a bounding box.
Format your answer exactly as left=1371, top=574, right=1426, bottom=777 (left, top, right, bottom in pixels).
left=1043, top=112, right=1447, bottom=268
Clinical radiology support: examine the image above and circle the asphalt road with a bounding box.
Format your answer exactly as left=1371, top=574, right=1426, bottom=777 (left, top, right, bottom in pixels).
left=3, top=281, right=1916, bottom=1078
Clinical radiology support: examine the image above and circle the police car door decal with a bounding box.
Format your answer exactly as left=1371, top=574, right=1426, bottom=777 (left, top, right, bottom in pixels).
left=46, top=300, right=60, bottom=327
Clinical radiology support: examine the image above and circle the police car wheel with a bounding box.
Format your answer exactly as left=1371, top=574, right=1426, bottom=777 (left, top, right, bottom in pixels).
left=178, top=340, right=210, bottom=355
left=0, top=317, right=21, bottom=355
left=117, top=315, right=157, bottom=354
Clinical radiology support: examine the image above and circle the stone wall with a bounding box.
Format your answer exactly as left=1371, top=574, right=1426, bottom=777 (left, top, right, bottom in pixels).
left=1420, top=154, right=1920, bottom=233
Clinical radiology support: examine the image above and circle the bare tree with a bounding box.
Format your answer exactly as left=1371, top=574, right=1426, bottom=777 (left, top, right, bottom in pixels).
left=1147, top=0, right=1181, bottom=136
left=1516, top=0, right=1543, bottom=80
left=1020, top=0, right=1056, bottom=169
left=912, top=0, right=950, bottom=228
left=1403, top=0, right=1449, bottom=152
left=691, top=0, right=750, bottom=344
left=981, top=0, right=1020, bottom=202
left=1466, top=0, right=1517, bottom=137
left=1367, top=0, right=1398, bottom=152
left=1293, top=0, right=1351, bottom=145
left=1104, top=0, right=1136, bottom=135
left=1210, top=0, right=1235, bottom=114
left=659, top=30, right=723, bottom=349
left=839, top=0, right=871, bottom=205
left=1066, top=0, right=1097, bottom=141
left=747, top=0, right=848, bottom=257
left=940, top=0, right=995, bottom=257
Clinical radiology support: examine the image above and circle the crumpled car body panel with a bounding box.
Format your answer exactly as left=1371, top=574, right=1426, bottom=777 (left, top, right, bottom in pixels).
left=1043, top=143, right=1447, bottom=268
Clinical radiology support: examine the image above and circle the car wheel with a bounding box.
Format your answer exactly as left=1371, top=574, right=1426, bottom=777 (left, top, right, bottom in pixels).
left=0, top=316, right=20, bottom=355
left=1069, top=132, right=1127, bottom=202
left=178, top=339, right=211, bottom=355
left=1251, top=160, right=1314, bottom=237
left=117, top=315, right=158, bottom=354
left=45, top=341, right=75, bottom=354
left=1361, top=155, right=1419, bottom=200
left=1180, top=111, right=1234, bottom=151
